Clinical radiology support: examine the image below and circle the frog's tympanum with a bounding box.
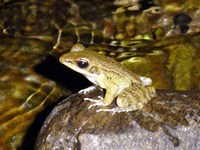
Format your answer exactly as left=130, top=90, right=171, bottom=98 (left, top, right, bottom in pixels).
left=59, top=44, right=156, bottom=112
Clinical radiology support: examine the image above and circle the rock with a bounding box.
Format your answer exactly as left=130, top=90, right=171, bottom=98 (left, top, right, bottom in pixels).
left=35, top=87, right=199, bottom=150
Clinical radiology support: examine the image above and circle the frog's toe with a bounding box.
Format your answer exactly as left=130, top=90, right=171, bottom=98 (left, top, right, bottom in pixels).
left=78, top=86, right=97, bottom=94
left=88, top=101, right=106, bottom=109
left=84, top=96, right=103, bottom=102
left=96, top=107, right=134, bottom=113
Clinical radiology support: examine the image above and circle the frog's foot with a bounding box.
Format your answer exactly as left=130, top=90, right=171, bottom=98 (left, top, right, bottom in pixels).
left=84, top=96, right=103, bottom=102
left=96, top=107, right=134, bottom=113
left=139, top=76, right=152, bottom=86
left=78, top=86, right=98, bottom=94
left=84, top=96, right=105, bottom=109
left=88, top=101, right=107, bottom=109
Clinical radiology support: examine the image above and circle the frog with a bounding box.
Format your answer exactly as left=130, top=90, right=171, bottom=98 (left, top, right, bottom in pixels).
left=59, top=43, right=156, bottom=112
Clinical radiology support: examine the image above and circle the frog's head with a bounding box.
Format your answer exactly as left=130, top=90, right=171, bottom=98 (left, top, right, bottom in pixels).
left=59, top=44, right=100, bottom=79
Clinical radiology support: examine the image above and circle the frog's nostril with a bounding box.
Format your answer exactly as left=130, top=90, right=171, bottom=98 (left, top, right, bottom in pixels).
left=64, top=60, right=72, bottom=64
left=59, top=57, right=71, bottom=64
left=59, top=57, right=64, bottom=63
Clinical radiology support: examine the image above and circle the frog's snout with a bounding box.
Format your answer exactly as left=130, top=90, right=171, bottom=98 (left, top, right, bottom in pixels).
left=59, top=57, right=65, bottom=63
left=59, top=56, right=71, bottom=64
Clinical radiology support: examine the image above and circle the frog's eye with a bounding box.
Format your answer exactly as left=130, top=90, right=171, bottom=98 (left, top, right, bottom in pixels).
left=77, top=59, right=89, bottom=68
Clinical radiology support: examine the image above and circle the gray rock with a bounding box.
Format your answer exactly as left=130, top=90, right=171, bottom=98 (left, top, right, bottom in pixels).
left=35, top=87, right=199, bottom=150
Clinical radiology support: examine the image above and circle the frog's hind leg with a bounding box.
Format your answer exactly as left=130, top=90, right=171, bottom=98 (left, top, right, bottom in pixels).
left=97, top=84, right=149, bottom=113
left=96, top=107, right=135, bottom=113
left=97, top=85, right=147, bottom=113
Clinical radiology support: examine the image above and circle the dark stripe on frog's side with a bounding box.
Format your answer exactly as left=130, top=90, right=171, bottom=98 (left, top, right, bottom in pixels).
left=133, top=82, right=156, bottom=100
left=131, top=83, right=150, bottom=102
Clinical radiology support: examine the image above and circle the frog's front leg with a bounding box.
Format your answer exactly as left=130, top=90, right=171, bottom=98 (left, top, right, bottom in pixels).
left=84, top=83, right=119, bottom=109
left=79, top=85, right=100, bottom=94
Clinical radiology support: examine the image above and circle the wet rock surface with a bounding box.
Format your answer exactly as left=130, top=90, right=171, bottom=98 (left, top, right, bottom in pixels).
left=35, top=87, right=199, bottom=150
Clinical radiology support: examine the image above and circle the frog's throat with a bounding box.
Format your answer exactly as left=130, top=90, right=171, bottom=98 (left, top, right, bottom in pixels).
left=84, top=75, right=98, bottom=85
